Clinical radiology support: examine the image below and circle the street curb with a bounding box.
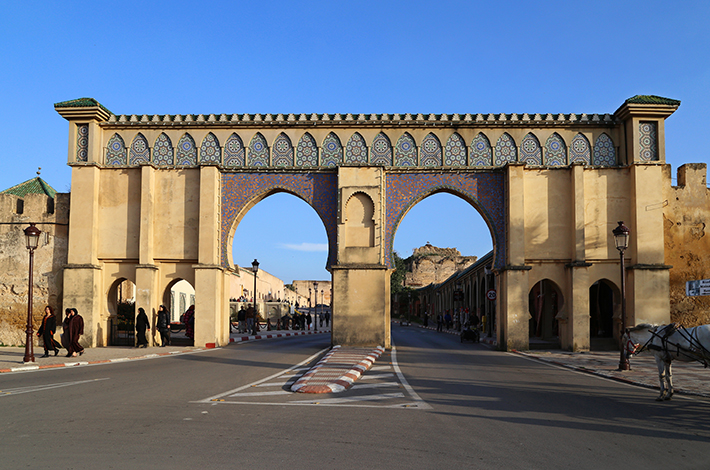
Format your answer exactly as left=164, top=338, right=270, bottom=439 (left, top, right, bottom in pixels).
left=0, top=328, right=330, bottom=374
left=511, top=349, right=710, bottom=399
left=291, top=345, right=385, bottom=394
left=229, top=329, right=329, bottom=344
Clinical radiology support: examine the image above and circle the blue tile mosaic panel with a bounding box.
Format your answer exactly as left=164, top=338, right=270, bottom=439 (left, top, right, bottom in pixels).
left=520, top=133, right=542, bottom=165
left=344, top=133, right=368, bottom=164
left=569, top=133, right=591, bottom=164
left=221, top=173, right=338, bottom=269
left=106, top=133, right=127, bottom=166
left=321, top=133, right=343, bottom=167
left=494, top=133, right=517, bottom=165
left=444, top=133, right=467, bottom=166
left=394, top=133, right=417, bottom=166
left=153, top=133, right=174, bottom=166
left=200, top=133, right=221, bottom=164
left=639, top=121, right=658, bottom=161
left=385, top=172, right=506, bottom=269
left=224, top=133, right=245, bottom=167
left=593, top=133, right=616, bottom=166
left=421, top=133, right=443, bottom=167
left=248, top=133, right=270, bottom=167
left=76, top=124, right=89, bottom=162
left=129, top=133, right=150, bottom=165
left=544, top=133, right=566, bottom=166
left=296, top=133, right=318, bottom=167
left=370, top=133, right=393, bottom=166
left=470, top=133, right=493, bottom=166
left=272, top=133, right=294, bottom=167
left=176, top=134, right=197, bottom=166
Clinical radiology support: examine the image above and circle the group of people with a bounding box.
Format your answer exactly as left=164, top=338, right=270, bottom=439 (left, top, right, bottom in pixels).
left=37, top=306, right=84, bottom=358
left=135, top=304, right=174, bottom=348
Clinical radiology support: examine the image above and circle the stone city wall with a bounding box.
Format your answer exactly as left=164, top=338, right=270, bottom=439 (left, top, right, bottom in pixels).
left=0, top=193, right=69, bottom=346
left=664, top=163, right=710, bottom=326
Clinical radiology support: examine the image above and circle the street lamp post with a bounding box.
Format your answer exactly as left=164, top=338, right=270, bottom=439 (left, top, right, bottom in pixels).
left=251, top=259, right=259, bottom=334
left=23, top=224, right=41, bottom=363
left=613, top=221, right=630, bottom=371
left=313, top=281, right=318, bottom=331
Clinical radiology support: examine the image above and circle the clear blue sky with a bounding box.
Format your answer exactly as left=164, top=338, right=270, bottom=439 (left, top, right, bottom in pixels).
left=2, top=1, right=708, bottom=283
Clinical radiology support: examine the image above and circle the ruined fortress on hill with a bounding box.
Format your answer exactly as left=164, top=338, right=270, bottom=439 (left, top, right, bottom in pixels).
left=403, top=242, right=477, bottom=287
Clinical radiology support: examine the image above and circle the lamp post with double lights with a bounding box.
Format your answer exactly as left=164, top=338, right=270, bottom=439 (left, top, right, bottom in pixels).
left=313, top=281, right=319, bottom=331
left=251, top=259, right=259, bottom=334
left=23, top=224, right=41, bottom=363
left=612, top=221, right=630, bottom=371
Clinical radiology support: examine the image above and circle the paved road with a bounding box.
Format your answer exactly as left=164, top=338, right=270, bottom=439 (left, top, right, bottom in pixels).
left=1, top=325, right=709, bottom=469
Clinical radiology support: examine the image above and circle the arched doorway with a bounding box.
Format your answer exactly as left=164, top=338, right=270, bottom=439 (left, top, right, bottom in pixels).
left=590, top=279, right=618, bottom=350
left=528, top=279, right=562, bottom=346
left=107, top=278, right=136, bottom=346
left=165, top=278, right=195, bottom=346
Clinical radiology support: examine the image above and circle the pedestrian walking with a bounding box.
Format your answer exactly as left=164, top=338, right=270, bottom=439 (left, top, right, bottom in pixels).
left=136, top=307, right=150, bottom=348
left=182, top=305, right=195, bottom=341
left=237, top=306, right=246, bottom=334
left=37, top=306, right=61, bottom=357
left=245, top=305, right=255, bottom=334
left=66, top=308, right=84, bottom=357
left=437, top=314, right=443, bottom=332
left=306, top=312, right=312, bottom=330
left=325, top=311, right=330, bottom=327
left=157, top=305, right=170, bottom=347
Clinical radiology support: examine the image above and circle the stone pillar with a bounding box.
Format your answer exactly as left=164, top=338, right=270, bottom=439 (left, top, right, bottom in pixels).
left=499, top=164, right=529, bottom=350
left=194, top=166, right=227, bottom=348
left=63, top=165, right=102, bottom=347
left=135, top=166, right=160, bottom=345
left=627, top=164, right=671, bottom=326
left=332, top=167, right=390, bottom=348
left=565, top=165, right=591, bottom=351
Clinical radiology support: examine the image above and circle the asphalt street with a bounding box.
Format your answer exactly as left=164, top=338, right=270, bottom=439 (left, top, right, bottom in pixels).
left=1, top=324, right=709, bottom=469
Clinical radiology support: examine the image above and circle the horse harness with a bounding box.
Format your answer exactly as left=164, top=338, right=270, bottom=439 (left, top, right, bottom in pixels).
left=635, top=323, right=710, bottom=367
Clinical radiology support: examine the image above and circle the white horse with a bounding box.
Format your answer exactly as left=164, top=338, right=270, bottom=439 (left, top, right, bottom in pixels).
left=624, top=323, right=710, bottom=401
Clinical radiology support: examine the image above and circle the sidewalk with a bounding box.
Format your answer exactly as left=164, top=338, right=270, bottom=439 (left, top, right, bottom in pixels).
left=416, top=321, right=710, bottom=399
left=0, top=326, right=331, bottom=373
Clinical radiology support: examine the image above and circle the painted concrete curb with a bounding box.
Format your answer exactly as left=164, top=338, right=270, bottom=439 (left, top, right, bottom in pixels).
left=0, top=351, right=196, bottom=374
left=229, top=329, right=329, bottom=344
left=291, top=345, right=385, bottom=394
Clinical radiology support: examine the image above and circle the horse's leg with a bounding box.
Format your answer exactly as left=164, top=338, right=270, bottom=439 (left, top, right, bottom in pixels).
left=665, top=362, right=673, bottom=400
left=655, top=356, right=667, bottom=401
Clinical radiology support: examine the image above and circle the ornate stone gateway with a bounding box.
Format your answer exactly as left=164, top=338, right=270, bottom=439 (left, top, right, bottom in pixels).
left=56, top=96, right=678, bottom=350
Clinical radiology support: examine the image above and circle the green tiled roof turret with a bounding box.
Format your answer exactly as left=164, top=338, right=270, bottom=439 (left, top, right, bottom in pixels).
left=1, top=177, right=57, bottom=198
left=625, top=95, right=681, bottom=106
left=54, top=97, right=114, bottom=116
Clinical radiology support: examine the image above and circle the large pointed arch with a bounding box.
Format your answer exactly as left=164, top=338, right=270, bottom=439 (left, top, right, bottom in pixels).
left=221, top=173, right=338, bottom=271
left=385, top=172, right=505, bottom=269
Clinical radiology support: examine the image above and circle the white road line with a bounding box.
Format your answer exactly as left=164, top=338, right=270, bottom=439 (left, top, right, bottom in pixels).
left=194, top=347, right=329, bottom=403
left=228, top=390, right=292, bottom=397
left=0, top=378, right=109, bottom=397
left=390, top=341, right=432, bottom=410
left=291, top=392, right=406, bottom=404
left=255, top=380, right=297, bottom=387
left=359, top=373, right=395, bottom=380
left=370, top=365, right=392, bottom=371
left=351, top=382, right=400, bottom=389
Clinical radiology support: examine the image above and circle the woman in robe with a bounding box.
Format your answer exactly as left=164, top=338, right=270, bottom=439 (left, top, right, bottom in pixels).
left=37, top=306, right=61, bottom=357
left=67, top=308, right=84, bottom=357
left=136, top=307, right=150, bottom=348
